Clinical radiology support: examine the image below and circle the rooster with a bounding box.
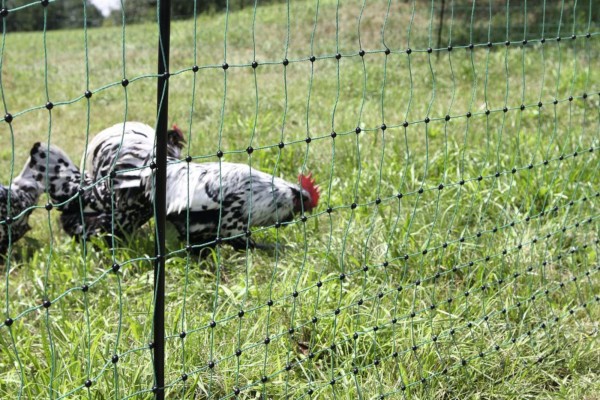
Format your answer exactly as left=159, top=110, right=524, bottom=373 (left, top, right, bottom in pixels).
left=143, top=158, right=320, bottom=251
left=47, top=122, right=185, bottom=240
left=0, top=142, right=75, bottom=255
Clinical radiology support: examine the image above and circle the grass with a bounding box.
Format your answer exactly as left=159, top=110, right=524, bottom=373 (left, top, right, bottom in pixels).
left=0, top=0, right=599, bottom=398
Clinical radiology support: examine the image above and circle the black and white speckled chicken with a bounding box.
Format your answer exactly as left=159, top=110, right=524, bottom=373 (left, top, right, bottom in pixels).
left=142, top=158, right=320, bottom=251
left=35, top=142, right=104, bottom=239
left=48, top=122, right=185, bottom=240
left=0, top=142, right=73, bottom=255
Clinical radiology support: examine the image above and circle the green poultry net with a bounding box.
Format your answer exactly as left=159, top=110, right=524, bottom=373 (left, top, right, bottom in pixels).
left=1, top=0, right=599, bottom=399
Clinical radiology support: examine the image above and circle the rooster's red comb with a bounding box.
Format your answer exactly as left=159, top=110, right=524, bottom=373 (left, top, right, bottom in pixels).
left=171, top=124, right=184, bottom=140
left=299, top=173, right=320, bottom=209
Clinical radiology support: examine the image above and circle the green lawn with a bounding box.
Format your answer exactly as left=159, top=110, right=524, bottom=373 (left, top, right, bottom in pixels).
left=1, top=0, right=599, bottom=399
